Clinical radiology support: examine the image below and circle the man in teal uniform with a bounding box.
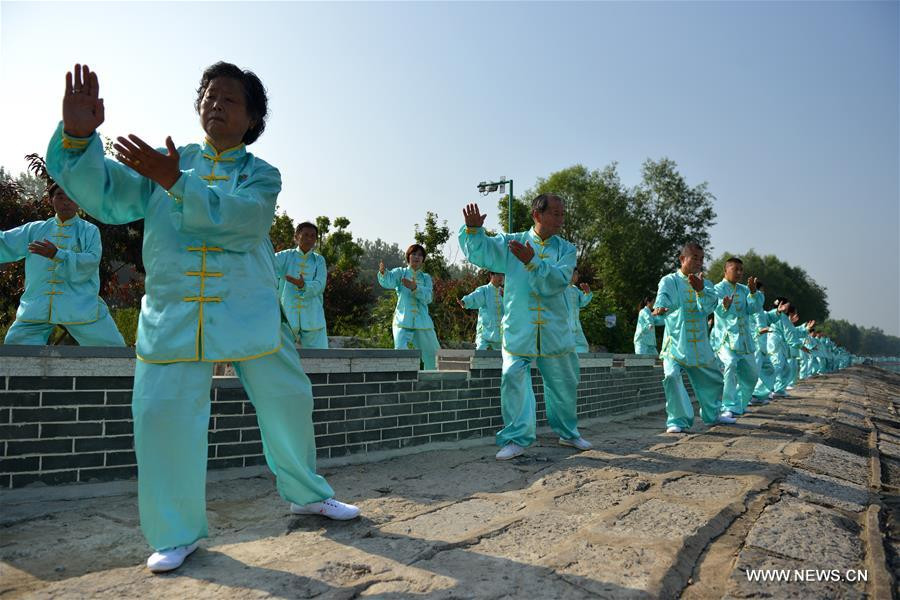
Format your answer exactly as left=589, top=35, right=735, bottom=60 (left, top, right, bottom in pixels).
left=565, top=268, right=593, bottom=353
left=712, top=257, right=762, bottom=417
left=763, top=298, right=807, bottom=397
left=459, top=196, right=592, bottom=460
left=378, top=244, right=440, bottom=370
left=749, top=281, right=776, bottom=404
left=459, top=272, right=505, bottom=350
left=1, top=183, right=125, bottom=346
left=653, top=242, right=736, bottom=434
left=47, top=63, right=357, bottom=574
left=633, top=293, right=664, bottom=355
left=275, top=221, right=328, bottom=348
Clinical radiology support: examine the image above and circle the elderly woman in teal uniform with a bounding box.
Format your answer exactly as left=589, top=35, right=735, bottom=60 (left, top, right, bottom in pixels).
left=565, top=268, right=593, bottom=353
left=711, top=257, right=762, bottom=418
left=46, top=63, right=358, bottom=574
left=1, top=183, right=125, bottom=346
left=378, top=244, right=440, bottom=370
left=275, top=221, right=328, bottom=348
left=458, top=272, right=505, bottom=350
left=633, top=293, right=664, bottom=355
left=653, top=242, right=736, bottom=434
left=459, top=195, right=593, bottom=461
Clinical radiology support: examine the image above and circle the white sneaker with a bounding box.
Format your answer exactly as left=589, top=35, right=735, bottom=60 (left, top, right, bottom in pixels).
left=666, top=426, right=683, bottom=434
left=786, top=386, right=794, bottom=391
left=716, top=414, right=737, bottom=424
left=147, top=542, right=199, bottom=573
left=290, top=498, right=360, bottom=520
left=720, top=410, right=735, bottom=419
left=495, top=443, right=525, bottom=460
left=768, top=392, right=776, bottom=400
left=559, top=437, right=593, bottom=451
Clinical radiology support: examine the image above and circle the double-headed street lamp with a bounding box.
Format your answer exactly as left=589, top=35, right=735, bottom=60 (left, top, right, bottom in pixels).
left=477, top=177, right=514, bottom=233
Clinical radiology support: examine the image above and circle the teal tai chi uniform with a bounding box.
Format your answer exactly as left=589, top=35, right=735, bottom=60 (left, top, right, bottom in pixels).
left=459, top=225, right=581, bottom=448
left=460, top=282, right=504, bottom=350
left=1, top=215, right=125, bottom=346
left=712, top=280, right=762, bottom=415
left=750, top=292, right=777, bottom=401
left=275, top=247, right=328, bottom=348
left=377, top=266, right=440, bottom=370
left=633, top=306, right=663, bottom=355
left=762, top=309, right=801, bottom=395
left=654, top=271, right=725, bottom=430
left=47, top=124, right=334, bottom=552
left=565, top=284, right=593, bottom=353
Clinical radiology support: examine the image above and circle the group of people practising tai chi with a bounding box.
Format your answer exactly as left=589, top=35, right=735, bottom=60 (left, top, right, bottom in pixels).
left=1, top=61, right=852, bottom=574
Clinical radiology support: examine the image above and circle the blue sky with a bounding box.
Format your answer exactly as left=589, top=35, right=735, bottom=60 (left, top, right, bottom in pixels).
left=2, top=1, right=897, bottom=335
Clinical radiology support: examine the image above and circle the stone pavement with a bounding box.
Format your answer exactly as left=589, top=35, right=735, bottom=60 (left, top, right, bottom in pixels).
left=1, top=366, right=897, bottom=599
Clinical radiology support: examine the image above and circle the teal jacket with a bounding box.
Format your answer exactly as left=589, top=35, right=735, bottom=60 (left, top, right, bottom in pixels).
left=47, top=123, right=283, bottom=363
left=458, top=225, right=576, bottom=357
left=377, top=266, right=435, bottom=330
left=712, top=280, right=762, bottom=355
left=461, top=282, right=504, bottom=344
left=275, top=248, right=327, bottom=333
left=654, top=270, right=718, bottom=367
left=763, top=309, right=802, bottom=358
left=0, top=215, right=110, bottom=324
left=565, top=285, right=593, bottom=340
left=633, top=306, right=664, bottom=349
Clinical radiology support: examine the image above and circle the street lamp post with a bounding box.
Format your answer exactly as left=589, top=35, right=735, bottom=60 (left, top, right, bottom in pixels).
left=477, top=178, right=514, bottom=233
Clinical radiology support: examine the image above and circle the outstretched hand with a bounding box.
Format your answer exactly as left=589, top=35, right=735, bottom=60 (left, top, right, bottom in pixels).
left=463, top=203, right=487, bottom=228
left=28, top=240, right=58, bottom=259
left=401, top=278, right=417, bottom=291
left=688, top=273, right=704, bottom=292
left=652, top=307, right=668, bottom=317
left=579, top=283, right=591, bottom=293
left=285, top=274, right=304, bottom=289
left=722, top=295, right=733, bottom=310
left=114, top=135, right=181, bottom=189
left=508, top=240, right=535, bottom=265
left=378, top=261, right=385, bottom=275
left=63, top=64, right=104, bottom=137
left=457, top=298, right=465, bottom=308
left=747, top=276, right=758, bottom=293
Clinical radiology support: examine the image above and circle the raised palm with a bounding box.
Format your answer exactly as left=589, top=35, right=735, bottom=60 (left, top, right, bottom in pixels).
left=63, top=64, right=104, bottom=137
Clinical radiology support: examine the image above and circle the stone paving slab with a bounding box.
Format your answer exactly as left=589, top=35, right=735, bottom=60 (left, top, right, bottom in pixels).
left=1, top=366, right=897, bottom=599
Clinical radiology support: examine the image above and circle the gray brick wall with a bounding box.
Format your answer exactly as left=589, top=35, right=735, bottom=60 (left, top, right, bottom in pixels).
left=0, top=347, right=670, bottom=489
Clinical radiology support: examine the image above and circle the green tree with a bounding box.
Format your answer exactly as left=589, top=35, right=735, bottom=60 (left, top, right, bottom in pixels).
left=316, top=216, right=364, bottom=271
left=413, top=211, right=451, bottom=279
left=706, top=250, right=829, bottom=322
left=633, top=157, right=717, bottom=271
left=358, top=238, right=405, bottom=294
left=269, top=208, right=295, bottom=252
left=497, top=194, right=532, bottom=233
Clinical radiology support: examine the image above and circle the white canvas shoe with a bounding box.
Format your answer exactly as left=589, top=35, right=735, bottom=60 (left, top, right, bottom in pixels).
left=665, top=426, right=683, bottom=434
left=559, top=437, right=593, bottom=451
left=716, top=414, right=737, bottom=424
left=495, top=443, right=525, bottom=460
left=147, top=542, right=199, bottom=573
left=290, top=498, right=360, bottom=520
left=720, top=410, right=735, bottom=419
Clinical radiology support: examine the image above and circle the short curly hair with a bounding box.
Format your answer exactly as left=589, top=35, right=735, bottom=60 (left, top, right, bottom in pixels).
left=195, top=62, right=269, bottom=145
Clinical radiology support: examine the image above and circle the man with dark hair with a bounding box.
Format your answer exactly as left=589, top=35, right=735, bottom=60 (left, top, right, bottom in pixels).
left=759, top=297, right=807, bottom=398
left=1, top=182, right=125, bottom=346
left=275, top=221, right=328, bottom=348
left=458, top=272, right=505, bottom=350
left=749, top=280, right=775, bottom=404
left=712, top=257, right=762, bottom=418
left=653, top=242, right=734, bottom=434
left=459, top=194, right=592, bottom=460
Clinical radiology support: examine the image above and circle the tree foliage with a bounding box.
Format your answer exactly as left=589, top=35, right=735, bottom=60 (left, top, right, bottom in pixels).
left=413, top=211, right=451, bottom=279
